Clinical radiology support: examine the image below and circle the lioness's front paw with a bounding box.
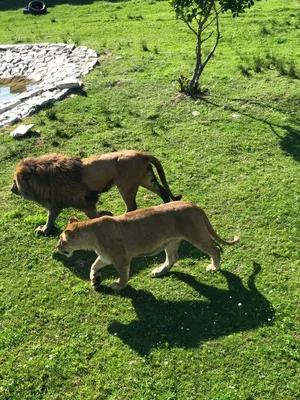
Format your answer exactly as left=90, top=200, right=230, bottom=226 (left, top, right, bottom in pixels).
left=206, top=264, right=219, bottom=272
left=109, top=281, right=126, bottom=291
left=35, top=224, right=51, bottom=236
left=91, top=276, right=101, bottom=290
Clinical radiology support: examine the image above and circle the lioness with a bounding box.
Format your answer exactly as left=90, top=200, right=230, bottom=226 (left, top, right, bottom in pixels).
left=11, top=150, right=181, bottom=235
left=56, top=201, right=239, bottom=291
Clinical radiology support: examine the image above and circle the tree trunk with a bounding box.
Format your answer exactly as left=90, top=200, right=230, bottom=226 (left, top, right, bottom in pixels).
left=189, top=26, right=203, bottom=96
left=187, top=4, right=220, bottom=97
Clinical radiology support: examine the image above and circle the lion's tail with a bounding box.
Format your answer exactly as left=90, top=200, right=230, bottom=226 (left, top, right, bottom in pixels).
left=148, top=155, right=182, bottom=201
left=202, top=210, right=240, bottom=246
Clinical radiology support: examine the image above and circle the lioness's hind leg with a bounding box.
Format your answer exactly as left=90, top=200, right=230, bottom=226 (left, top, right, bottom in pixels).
left=90, top=256, right=108, bottom=289
left=193, top=241, right=221, bottom=272
left=189, top=239, right=221, bottom=272
left=152, top=240, right=180, bottom=277
left=206, top=244, right=221, bottom=272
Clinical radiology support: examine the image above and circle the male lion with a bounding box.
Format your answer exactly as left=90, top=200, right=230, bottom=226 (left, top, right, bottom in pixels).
left=56, top=201, right=239, bottom=291
left=11, top=150, right=181, bottom=235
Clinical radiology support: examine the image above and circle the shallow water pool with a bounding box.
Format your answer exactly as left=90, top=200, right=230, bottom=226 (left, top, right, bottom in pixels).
left=0, top=77, right=37, bottom=104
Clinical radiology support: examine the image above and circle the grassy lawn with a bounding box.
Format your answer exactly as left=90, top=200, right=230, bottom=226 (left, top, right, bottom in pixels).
left=0, top=0, right=299, bottom=398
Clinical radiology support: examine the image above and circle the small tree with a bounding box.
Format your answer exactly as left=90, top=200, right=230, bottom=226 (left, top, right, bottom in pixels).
left=170, top=0, right=261, bottom=97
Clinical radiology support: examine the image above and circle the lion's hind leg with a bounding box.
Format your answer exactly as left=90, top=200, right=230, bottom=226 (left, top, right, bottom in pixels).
left=152, top=240, right=180, bottom=277
left=140, top=165, right=170, bottom=203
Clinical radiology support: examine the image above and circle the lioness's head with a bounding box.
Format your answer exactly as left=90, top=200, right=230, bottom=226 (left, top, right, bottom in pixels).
left=56, top=216, right=79, bottom=257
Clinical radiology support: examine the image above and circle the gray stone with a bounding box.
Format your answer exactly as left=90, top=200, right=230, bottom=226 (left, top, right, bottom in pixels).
left=57, top=79, right=81, bottom=89
left=21, top=107, right=36, bottom=118
left=10, top=123, right=34, bottom=138
left=0, top=43, right=99, bottom=129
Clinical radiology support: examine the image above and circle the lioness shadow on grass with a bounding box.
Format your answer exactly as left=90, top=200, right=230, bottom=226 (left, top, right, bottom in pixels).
left=107, top=263, right=274, bottom=356
left=53, top=241, right=206, bottom=282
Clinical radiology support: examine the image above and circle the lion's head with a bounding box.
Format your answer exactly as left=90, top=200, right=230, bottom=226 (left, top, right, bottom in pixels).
left=11, top=154, right=84, bottom=207
left=11, top=160, right=35, bottom=199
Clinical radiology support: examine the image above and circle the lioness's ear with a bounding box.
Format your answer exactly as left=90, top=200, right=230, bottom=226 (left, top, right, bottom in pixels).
left=64, top=229, right=75, bottom=238
left=68, top=216, right=79, bottom=224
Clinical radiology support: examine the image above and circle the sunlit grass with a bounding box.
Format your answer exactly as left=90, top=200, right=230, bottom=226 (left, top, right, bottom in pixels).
left=0, top=1, right=299, bottom=399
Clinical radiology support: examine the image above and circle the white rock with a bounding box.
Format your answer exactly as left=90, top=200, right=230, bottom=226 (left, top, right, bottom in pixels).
left=10, top=124, right=34, bottom=137
left=0, top=43, right=99, bottom=129
left=57, top=79, right=81, bottom=89
left=21, top=107, right=36, bottom=118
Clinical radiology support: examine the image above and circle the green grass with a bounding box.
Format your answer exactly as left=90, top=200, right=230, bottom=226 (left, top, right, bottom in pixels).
left=0, top=0, right=299, bottom=399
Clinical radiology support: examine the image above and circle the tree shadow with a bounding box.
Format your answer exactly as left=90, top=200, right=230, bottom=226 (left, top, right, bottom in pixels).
left=107, top=263, right=274, bottom=355
left=202, top=96, right=300, bottom=162
left=268, top=124, right=300, bottom=162
left=0, top=0, right=123, bottom=12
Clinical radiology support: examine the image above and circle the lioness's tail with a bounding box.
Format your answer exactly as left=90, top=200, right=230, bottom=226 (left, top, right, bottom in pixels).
left=148, top=155, right=182, bottom=201
left=202, top=210, right=240, bottom=246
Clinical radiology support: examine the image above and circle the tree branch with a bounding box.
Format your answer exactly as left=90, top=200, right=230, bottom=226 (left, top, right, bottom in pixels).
left=201, top=3, right=221, bottom=72
left=199, top=0, right=214, bottom=29
left=202, top=7, right=221, bottom=31
left=181, top=16, right=198, bottom=36
left=201, top=31, right=214, bottom=43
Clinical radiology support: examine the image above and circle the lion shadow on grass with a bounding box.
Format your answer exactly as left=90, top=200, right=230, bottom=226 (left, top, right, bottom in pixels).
left=107, top=263, right=274, bottom=356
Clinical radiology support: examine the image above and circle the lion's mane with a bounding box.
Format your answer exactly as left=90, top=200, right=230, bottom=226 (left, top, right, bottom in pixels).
left=14, top=154, right=92, bottom=208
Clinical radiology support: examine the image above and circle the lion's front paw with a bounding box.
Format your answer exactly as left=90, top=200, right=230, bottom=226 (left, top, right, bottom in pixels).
left=35, top=224, right=51, bottom=236
left=206, top=264, right=219, bottom=272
